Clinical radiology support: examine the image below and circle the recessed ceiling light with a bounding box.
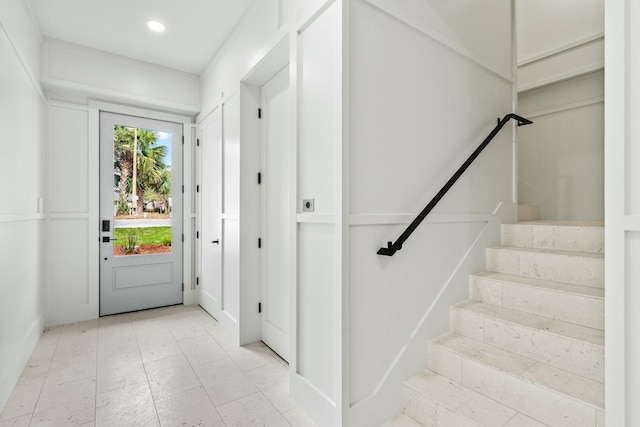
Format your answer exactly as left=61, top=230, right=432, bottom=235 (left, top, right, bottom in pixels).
left=147, top=21, right=166, bottom=32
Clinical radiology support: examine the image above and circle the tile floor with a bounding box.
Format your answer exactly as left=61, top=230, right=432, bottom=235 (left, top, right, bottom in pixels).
left=0, top=305, right=318, bottom=427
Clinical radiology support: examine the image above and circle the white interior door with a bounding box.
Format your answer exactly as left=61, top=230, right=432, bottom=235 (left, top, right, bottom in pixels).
left=199, top=111, right=223, bottom=320
left=260, top=65, right=291, bottom=360
left=99, top=112, right=183, bottom=316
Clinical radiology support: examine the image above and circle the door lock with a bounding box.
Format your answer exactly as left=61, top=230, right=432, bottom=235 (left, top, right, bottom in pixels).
left=102, top=236, right=116, bottom=243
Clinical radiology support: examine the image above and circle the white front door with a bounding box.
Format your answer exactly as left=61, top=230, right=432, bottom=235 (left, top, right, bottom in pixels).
left=198, top=111, right=223, bottom=320
left=260, top=65, right=291, bottom=360
left=99, top=112, right=183, bottom=316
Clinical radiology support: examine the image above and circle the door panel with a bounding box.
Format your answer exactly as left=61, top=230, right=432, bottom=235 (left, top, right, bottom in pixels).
left=99, top=112, right=183, bottom=316
left=261, top=65, right=291, bottom=360
left=199, top=111, right=223, bottom=320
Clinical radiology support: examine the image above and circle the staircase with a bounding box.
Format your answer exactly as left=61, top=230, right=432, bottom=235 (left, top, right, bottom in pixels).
left=391, top=221, right=605, bottom=427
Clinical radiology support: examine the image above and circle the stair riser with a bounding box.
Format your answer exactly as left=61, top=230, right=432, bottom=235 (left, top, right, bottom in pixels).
left=426, top=348, right=598, bottom=427
left=517, top=205, right=539, bottom=222
left=486, top=248, right=604, bottom=288
left=402, top=384, right=501, bottom=427
left=470, top=276, right=604, bottom=330
left=501, top=224, right=604, bottom=254
left=451, top=307, right=604, bottom=382
left=402, top=385, right=437, bottom=426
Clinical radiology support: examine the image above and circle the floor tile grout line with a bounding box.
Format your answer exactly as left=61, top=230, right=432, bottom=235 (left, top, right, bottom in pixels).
left=27, top=324, right=66, bottom=426
left=7, top=306, right=311, bottom=427
left=131, top=314, right=164, bottom=427
left=161, top=326, right=227, bottom=426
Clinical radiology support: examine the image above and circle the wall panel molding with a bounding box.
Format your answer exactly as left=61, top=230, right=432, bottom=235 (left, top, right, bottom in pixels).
left=0, top=12, right=45, bottom=102
left=518, top=32, right=604, bottom=67
left=362, top=0, right=514, bottom=83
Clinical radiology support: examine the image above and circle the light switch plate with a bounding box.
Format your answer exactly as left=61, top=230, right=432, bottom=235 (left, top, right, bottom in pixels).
left=302, top=199, right=315, bottom=212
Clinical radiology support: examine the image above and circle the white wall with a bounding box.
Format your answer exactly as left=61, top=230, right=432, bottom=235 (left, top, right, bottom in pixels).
left=516, top=0, right=604, bottom=221
left=0, top=0, right=46, bottom=414
left=41, top=38, right=200, bottom=115
left=45, top=100, right=195, bottom=327
left=518, top=71, right=604, bottom=220
left=294, top=3, right=343, bottom=424
left=517, top=0, right=603, bottom=92
left=41, top=41, right=199, bottom=326
left=605, top=0, right=640, bottom=425
left=202, top=1, right=516, bottom=425
left=344, top=0, right=516, bottom=424
left=197, top=0, right=301, bottom=342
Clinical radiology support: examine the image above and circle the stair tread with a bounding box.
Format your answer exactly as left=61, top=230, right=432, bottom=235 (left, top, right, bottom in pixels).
left=517, top=220, right=603, bottom=228
left=383, top=414, right=423, bottom=427
left=453, top=300, right=604, bottom=346
left=405, top=369, right=518, bottom=427
left=490, top=245, right=604, bottom=259
left=471, top=271, right=604, bottom=299
left=432, top=333, right=604, bottom=409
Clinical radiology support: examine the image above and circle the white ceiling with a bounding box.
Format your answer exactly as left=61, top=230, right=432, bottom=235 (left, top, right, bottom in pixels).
left=27, top=0, right=254, bottom=75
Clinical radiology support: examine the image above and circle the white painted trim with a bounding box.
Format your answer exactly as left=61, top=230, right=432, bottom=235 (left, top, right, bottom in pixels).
left=358, top=218, right=492, bottom=405
left=0, top=312, right=44, bottom=414
left=296, top=214, right=337, bottom=224
left=21, top=0, right=42, bottom=43
left=220, top=214, right=239, bottom=220
left=0, top=14, right=45, bottom=103
left=361, top=0, right=514, bottom=84
left=511, top=0, right=518, bottom=205
left=621, top=216, right=640, bottom=231
left=604, top=1, right=627, bottom=424
left=198, top=92, right=236, bottom=135
left=338, top=0, right=348, bottom=418
left=0, top=214, right=45, bottom=223
left=288, top=26, right=300, bottom=417
left=198, top=288, right=239, bottom=341
left=196, top=103, right=221, bottom=127
left=518, top=62, right=604, bottom=93
left=297, top=0, right=337, bottom=34
left=348, top=213, right=495, bottom=226
left=48, top=213, right=91, bottom=220
left=46, top=101, right=91, bottom=112
left=49, top=80, right=200, bottom=116
left=523, top=96, right=604, bottom=120
left=200, top=0, right=261, bottom=78
left=291, top=373, right=339, bottom=426
left=345, top=202, right=516, bottom=424
left=518, top=32, right=604, bottom=67
left=88, top=100, right=193, bottom=125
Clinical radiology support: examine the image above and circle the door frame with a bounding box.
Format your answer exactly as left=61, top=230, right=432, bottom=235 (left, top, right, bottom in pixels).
left=237, top=34, right=294, bottom=350
left=258, top=64, right=292, bottom=361
left=89, top=101, right=197, bottom=314
left=98, top=112, right=183, bottom=316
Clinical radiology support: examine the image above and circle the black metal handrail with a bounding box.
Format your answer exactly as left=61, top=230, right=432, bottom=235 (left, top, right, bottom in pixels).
left=377, top=113, right=533, bottom=256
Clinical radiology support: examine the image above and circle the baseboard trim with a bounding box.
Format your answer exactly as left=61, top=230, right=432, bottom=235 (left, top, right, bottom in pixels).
left=0, top=312, right=44, bottom=415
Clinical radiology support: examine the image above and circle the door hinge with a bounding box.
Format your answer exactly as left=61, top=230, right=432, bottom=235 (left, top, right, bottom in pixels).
left=182, top=185, right=185, bottom=193
left=182, top=234, right=184, bottom=242
left=258, top=302, right=262, bottom=313
left=196, top=231, right=199, bottom=239
left=258, top=238, right=262, bottom=248
left=258, top=172, right=261, bottom=184
left=197, top=138, right=200, bottom=147
left=197, top=185, right=200, bottom=193
left=258, top=108, right=262, bottom=119
left=182, top=282, right=184, bottom=291
left=196, top=277, right=199, bottom=286
left=182, top=135, right=184, bottom=145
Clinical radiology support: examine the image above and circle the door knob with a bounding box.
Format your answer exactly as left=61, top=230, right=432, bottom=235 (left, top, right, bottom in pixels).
left=102, top=236, right=116, bottom=243
left=211, top=239, right=219, bottom=244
